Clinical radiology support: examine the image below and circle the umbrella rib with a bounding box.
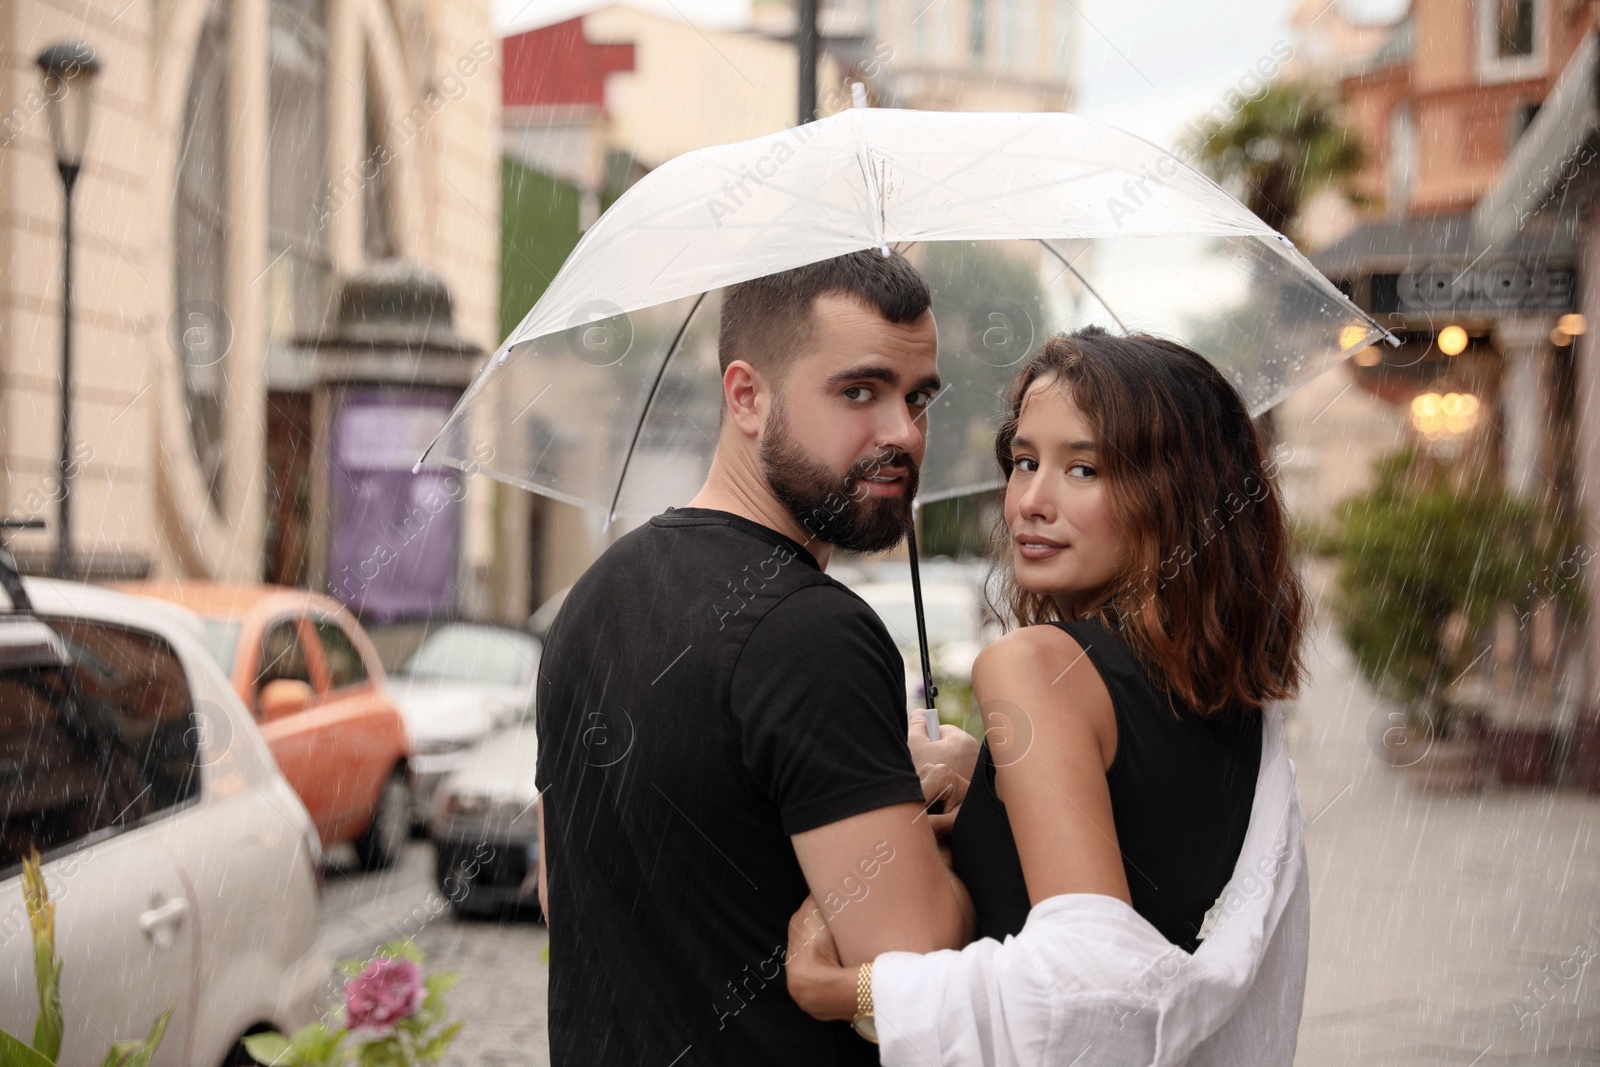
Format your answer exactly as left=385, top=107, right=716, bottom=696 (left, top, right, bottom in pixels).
left=853, top=109, right=887, bottom=249
left=1039, top=239, right=1129, bottom=333
left=606, top=290, right=712, bottom=524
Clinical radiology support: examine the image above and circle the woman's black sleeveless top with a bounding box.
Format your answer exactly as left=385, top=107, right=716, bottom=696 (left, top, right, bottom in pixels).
left=949, top=619, right=1261, bottom=953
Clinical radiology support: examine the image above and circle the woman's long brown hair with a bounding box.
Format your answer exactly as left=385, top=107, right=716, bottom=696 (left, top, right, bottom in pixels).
left=991, top=326, right=1306, bottom=714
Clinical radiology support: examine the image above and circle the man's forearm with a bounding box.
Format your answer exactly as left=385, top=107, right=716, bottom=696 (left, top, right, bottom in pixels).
left=794, top=802, right=972, bottom=963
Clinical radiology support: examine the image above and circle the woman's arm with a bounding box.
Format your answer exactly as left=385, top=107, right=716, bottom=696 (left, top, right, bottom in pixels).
left=973, top=626, right=1130, bottom=907
left=786, top=895, right=858, bottom=1020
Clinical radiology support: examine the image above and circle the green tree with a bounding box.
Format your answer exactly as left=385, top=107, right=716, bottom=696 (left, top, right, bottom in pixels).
left=1184, top=82, right=1366, bottom=239
left=500, top=160, right=582, bottom=344
left=1323, top=449, right=1581, bottom=734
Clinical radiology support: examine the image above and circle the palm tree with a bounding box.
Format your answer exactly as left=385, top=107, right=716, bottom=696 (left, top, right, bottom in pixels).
left=1184, top=81, right=1366, bottom=240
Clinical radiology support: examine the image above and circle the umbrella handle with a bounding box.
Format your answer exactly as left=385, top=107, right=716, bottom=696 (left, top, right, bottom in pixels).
left=906, top=519, right=941, bottom=741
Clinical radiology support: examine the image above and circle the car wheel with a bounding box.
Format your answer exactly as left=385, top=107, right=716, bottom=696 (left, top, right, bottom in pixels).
left=448, top=890, right=489, bottom=920
left=356, top=770, right=410, bottom=870
left=220, top=1029, right=272, bottom=1067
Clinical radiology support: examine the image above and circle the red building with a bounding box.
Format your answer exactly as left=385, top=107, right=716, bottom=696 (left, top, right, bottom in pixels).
left=501, top=15, right=637, bottom=219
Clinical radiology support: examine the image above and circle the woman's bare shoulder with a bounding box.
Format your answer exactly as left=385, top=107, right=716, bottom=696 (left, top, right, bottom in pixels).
left=973, top=624, right=1115, bottom=764
left=974, top=623, right=1094, bottom=685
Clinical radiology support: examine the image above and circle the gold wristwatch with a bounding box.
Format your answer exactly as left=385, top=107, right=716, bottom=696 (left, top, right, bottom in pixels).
left=851, top=962, right=878, bottom=1044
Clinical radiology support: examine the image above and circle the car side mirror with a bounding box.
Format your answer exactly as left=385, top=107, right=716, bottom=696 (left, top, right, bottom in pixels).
left=259, top=678, right=313, bottom=722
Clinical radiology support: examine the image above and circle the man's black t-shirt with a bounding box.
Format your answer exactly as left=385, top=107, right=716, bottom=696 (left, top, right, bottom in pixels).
left=536, top=507, right=924, bottom=1066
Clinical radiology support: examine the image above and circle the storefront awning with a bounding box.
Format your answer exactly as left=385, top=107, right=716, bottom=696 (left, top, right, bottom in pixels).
left=1474, top=32, right=1599, bottom=245
left=1309, top=211, right=1577, bottom=322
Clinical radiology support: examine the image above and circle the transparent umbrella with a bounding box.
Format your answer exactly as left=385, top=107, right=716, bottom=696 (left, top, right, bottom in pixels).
left=419, top=105, right=1395, bottom=720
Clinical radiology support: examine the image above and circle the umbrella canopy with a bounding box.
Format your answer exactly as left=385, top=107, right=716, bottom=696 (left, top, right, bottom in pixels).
left=421, top=107, right=1391, bottom=522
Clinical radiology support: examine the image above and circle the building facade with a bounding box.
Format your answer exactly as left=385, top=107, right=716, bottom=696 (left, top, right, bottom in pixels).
left=1281, top=0, right=1597, bottom=766
left=753, top=0, right=1079, bottom=112
left=1, top=0, right=503, bottom=612
left=1472, top=13, right=1600, bottom=768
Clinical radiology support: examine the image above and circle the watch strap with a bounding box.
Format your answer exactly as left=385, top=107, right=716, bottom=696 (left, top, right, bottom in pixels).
left=851, top=962, right=878, bottom=1044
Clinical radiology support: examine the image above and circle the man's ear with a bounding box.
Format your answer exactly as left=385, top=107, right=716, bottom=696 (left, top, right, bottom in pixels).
left=724, top=359, right=768, bottom=438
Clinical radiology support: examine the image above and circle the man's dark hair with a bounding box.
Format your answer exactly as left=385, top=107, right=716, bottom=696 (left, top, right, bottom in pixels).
left=717, top=250, right=932, bottom=380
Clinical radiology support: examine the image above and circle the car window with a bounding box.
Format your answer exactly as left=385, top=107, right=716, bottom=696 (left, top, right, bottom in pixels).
left=399, top=625, right=537, bottom=686
left=1, top=619, right=202, bottom=876
left=314, top=619, right=368, bottom=690
left=199, top=617, right=241, bottom=675
left=256, top=620, right=312, bottom=704
left=859, top=595, right=979, bottom=649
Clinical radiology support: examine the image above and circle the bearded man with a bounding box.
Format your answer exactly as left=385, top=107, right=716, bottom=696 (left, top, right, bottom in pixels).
left=535, top=250, right=972, bottom=1065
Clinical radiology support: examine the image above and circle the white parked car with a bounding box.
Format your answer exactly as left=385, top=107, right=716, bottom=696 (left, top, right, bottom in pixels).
left=388, top=623, right=540, bottom=826
left=0, top=575, right=325, bottom=1067
left=428, top=718, right=540, bottom=920
left=849, top=578, right=999, bottom=710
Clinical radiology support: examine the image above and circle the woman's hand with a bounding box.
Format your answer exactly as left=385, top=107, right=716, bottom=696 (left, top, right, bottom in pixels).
left=909, top=711, right=978, bottom=834
left=786, top=896, right=863, bottom=1022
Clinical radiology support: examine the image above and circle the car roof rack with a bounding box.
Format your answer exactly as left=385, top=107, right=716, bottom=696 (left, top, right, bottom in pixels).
left=0, top=520, right=67, bottom=667
left=0, top=519, right=44, bottom=612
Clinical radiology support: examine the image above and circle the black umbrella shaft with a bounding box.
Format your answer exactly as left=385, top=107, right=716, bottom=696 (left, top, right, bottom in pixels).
left=906, top=519, right=937, bottom=716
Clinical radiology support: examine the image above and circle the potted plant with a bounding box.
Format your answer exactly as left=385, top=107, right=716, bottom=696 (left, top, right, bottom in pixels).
left=1325, top=449, right=1553, bottom=789
left=243, top=941, right=461, bottom=1067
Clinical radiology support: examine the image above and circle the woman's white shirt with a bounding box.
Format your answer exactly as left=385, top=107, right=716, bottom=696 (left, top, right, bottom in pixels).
left=872, top=705, right=1310, bottom=1067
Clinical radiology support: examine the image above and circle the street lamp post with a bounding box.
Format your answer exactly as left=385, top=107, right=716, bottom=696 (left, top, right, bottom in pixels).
left=35, top=42, right=100, bottom=580
left=798, top=0, right=818, bottom=123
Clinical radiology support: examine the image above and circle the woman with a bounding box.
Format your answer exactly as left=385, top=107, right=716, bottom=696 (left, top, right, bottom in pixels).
left=787, top=327, right=1311, bottom=1065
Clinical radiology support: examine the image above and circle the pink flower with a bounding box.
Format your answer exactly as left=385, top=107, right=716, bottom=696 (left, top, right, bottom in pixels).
left=344, top=956, right=426, bottom=1039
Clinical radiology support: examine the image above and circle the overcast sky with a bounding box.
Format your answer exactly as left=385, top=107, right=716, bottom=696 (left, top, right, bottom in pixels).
left=494, top=0, right=1411, bottom=152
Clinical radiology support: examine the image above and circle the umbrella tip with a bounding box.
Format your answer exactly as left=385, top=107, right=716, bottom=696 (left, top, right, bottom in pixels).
left=851, top=82, right=868, bottom=109
left=497, top=349, right=509, bottom=364
left=410, top=461, right=422, bottom=475
left=878, top=240, right=890, bottom=256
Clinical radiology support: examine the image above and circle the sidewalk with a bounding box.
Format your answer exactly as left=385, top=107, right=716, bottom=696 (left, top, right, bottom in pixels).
left=1290, top=611, right=1600, bottom=1064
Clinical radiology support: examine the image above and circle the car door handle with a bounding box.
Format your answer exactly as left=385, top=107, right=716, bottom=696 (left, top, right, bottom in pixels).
left=138, top=896, right=190, bottom=948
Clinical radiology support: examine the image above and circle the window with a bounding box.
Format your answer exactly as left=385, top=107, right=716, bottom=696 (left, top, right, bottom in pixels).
left=1006, top=0, right=1034, bottom=72
left=399, top=624, right=537, bottom=686
left=268, top=0, right=334, bottom=341
left=970, top=0, right=987, bottom=61
left=256, top=620, right=312, bottom=703
left=1386, top=104, right=1417, bottom=215
left=361, top=85, right=396, bottom=261
left=1495, top=0, right=1535, bottom=58
left=998, top=0, right=1014, bottom=67
left=199, top=617, right=241, bottom=675
left=173, top=0, right=231, bottom=511
left=1052, top=0, right=1072, bottom=75
left=1478, top=0, right=1541, bottom=81
left=992, top=0, right=1030, bottom=70
left=314, top=619, right=368, bottom=690
left=1, top=621, right=201, bottom=874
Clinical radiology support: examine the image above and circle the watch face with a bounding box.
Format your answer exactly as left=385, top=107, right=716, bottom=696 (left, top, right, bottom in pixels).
left=851, top=1014, right=879, bottom=1044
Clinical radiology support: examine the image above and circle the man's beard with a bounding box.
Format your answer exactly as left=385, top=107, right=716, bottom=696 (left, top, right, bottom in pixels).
left=759, top=398, right=919, bottom=553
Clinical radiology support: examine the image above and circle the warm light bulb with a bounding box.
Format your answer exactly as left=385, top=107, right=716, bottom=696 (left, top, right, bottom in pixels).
left=1552, top=328, right=1572, bottom=346
left=1558, top=313, right=1587, bottom=336
left=1409, top=390, right=1479, bottom=439
left=1437, top=325, right=1468, bottom=356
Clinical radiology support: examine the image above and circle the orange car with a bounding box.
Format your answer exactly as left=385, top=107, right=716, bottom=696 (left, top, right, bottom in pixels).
left=118, top=582, right=412, bottom=869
